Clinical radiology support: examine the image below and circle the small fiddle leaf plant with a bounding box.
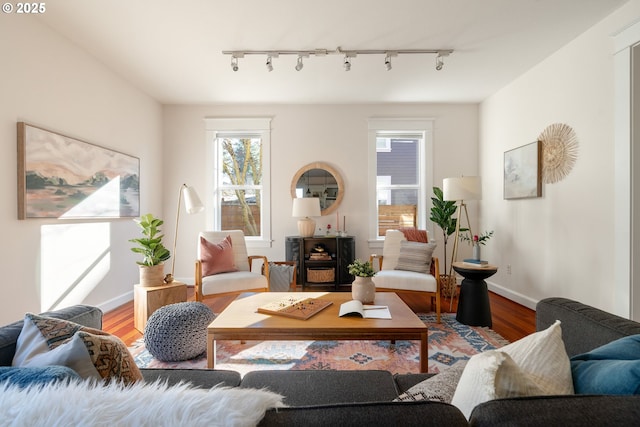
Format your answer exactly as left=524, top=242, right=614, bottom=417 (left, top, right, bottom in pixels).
left=348, top=259, right=376, bottom=277
left=129, top=213, right=171, bottom=266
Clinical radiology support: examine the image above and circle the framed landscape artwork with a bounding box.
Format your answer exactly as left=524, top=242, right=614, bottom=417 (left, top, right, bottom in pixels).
left=503, top=141, right=542, bottom=200
left=17, top=122, right=140, bottom=219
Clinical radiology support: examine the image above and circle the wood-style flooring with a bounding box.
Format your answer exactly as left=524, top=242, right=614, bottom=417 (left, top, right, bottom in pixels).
left=104, top=287, right=536, bottom=346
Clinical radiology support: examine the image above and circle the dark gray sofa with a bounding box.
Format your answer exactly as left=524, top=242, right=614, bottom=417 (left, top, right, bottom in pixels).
left=2, top=298, right=640, bottom=426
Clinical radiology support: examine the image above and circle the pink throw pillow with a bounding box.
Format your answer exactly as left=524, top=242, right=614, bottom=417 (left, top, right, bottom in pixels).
left=200, top=235, right=238, bottom=276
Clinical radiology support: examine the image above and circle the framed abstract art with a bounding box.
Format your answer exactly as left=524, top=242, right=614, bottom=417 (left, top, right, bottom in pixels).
left=503, top=141, right=542, bottom=200
left=17, top=122, right=140, bottom=219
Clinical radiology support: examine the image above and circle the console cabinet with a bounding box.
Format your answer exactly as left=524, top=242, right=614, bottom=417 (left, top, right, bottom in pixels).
left=285, top=236, right=355, bottom=289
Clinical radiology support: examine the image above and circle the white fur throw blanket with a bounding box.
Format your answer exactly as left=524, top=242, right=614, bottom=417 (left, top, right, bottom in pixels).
left=0, top=380, right=285, bottom=427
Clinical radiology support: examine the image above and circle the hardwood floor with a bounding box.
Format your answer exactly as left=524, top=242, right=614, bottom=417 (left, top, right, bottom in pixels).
left=104, top=287, right=536, bottom=346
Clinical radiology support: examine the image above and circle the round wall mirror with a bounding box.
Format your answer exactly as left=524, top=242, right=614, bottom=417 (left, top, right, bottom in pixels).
left=290, top=162, right=344, bottom=216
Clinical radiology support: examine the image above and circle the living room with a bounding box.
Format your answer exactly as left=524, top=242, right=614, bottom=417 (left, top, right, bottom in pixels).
left=1, top=0, right=639, bottom=330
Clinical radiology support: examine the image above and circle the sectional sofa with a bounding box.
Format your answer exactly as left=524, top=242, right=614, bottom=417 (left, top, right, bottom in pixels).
left=1, top=297, right=640, bottom=426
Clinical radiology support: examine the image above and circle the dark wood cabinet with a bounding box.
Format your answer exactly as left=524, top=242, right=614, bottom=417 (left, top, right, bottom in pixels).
left=286, top=236, right=355, bottom=289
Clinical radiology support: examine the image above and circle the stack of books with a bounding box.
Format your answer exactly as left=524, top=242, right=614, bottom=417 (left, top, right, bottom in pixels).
left=309, top=253, right=332, bottom=260
left=463, top=258, right=489, bottom=267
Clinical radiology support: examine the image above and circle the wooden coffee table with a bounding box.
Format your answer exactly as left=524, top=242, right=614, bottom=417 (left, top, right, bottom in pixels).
left=207, top=292, right=429, bottom=372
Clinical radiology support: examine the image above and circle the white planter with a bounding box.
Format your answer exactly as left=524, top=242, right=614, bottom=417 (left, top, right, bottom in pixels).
left=139, top=264, right=165, bottom=287
left=351, top=276, right=376, bottom=304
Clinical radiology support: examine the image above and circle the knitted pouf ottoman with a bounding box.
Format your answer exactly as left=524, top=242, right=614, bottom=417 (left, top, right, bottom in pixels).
left=144, top=301, right=215, bottom=362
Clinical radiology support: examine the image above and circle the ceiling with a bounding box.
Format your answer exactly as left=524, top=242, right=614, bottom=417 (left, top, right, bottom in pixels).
left=37, top=0, right=629, bottom=104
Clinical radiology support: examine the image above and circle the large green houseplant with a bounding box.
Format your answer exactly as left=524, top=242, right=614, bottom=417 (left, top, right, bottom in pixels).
left=129, top=213, right=171, bottom=286
left=429, top=187, right=461, bottom=297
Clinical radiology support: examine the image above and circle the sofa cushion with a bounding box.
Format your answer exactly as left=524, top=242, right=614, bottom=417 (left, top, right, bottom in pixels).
left=200, top=235, right=238, bottom=276
left=394, top=360, right=467, bottom=403
left=451, top=320, right=573, bottom=419
left=571, top=334, right=640, bottom=394
left=240, top=370, right=399, bottom=406
left=0, top=366, right=81, bottom=388
left=394, top=241, right=436, bottom=274
left=12, top=313, right=142, bottom=384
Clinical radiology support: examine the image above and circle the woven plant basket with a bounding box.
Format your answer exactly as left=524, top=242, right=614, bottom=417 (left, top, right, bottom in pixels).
left=440, top=274, right=457, bottom=299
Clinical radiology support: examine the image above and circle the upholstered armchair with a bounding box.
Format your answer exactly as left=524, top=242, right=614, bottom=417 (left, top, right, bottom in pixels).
left=195, top=230, right=269, bottom=302
left=370, top=229, right=441, bottom=323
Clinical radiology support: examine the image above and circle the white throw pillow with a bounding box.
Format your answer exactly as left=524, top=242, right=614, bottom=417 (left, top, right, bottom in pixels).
left=451, top=320, right=573, bottom=419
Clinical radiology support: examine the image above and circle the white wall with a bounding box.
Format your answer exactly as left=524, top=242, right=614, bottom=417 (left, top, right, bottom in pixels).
left=479, top=1, right=640, bottom=314
left=162, top=104, right=479, bottom=283
left=0, top=16, right=163, bottom=324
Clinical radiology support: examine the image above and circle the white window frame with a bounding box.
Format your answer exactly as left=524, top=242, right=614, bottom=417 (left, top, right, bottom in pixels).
left=205, top=118, right=272, bottom=248
left=367, top=118, right=434, bottom=250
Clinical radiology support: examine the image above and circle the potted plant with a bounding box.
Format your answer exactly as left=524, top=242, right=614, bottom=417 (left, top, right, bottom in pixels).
left=429, top=186, right=463, bottom=297
left=348, top=259, right=376, bottom=303
left=129, top=213, right=171, bottom=286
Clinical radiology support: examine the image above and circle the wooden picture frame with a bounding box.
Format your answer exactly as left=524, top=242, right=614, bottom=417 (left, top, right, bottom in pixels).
left=17, top=122, right=140, bottom=219
left=503, top=141, right=542, bottom=200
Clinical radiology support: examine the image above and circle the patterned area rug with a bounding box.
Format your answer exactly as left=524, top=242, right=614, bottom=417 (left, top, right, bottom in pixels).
left=129, top=313, right=509, bottom=376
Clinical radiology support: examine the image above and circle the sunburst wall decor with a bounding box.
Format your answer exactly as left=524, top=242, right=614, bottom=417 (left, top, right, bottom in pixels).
left=538, top=123, right=578, bottom=184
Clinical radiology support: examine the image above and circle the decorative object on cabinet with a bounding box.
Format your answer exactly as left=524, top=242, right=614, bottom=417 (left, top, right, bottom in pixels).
left=17, top=122, right=140, bottom=219
left=292, top=197, right=321, bottom=238
left=504, top=141, right=542, bottom=199
left=165, top=184, right=204, bottom=283
left=286, top=235, right=355, bottom=289
left=538, top=123, right=578, bottom=184
left=290, top=162, right=344, bottom=215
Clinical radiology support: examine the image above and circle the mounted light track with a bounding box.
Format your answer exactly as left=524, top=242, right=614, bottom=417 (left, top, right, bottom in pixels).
left=222, top=47, right=453, bottom=72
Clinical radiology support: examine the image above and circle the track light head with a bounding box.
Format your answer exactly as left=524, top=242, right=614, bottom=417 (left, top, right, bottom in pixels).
left=231, top=56, right=239, bottom=72
left=295, top=56, right=304, bottom=71
left=266, top=56, right=273, bottom=72
left=384, top=55, right=392, bottom=71
left=435, top=54, right=444, bottom=71
left=343, top=56, right=351, bottom=71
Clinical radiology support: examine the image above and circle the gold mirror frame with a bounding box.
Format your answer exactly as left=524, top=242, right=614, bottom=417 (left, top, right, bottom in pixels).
left=290, top=162, right=344, bottom=216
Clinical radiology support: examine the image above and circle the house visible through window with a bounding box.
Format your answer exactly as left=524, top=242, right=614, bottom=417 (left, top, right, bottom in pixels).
left=205, top=118, right=272, bottom=248
left=368, top=119, right=433, bottom=244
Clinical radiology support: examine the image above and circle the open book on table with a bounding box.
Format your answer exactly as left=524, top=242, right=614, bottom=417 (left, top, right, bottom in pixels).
left=338, top=300, right=392, bottom=319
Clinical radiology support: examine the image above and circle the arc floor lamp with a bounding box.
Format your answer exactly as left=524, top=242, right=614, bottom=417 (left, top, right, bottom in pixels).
left=165, top=183, right=204, bottom=283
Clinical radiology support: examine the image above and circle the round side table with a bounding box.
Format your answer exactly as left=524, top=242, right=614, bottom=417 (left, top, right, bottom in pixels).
left=452, top=262, right=498, bottom=327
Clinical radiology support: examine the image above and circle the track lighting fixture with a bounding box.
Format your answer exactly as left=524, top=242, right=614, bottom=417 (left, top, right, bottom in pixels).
left=343, top=56, right=351, bottom=71
left=223, top=47, right=453, bottom=72
left=384, top=55, right=392, bottom=71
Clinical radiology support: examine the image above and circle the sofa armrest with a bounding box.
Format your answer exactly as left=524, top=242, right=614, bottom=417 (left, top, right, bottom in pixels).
left=536, top=297, right=640, bottom=357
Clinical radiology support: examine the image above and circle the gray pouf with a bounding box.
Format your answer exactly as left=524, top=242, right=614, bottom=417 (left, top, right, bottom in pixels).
left=144, top=302, right=215, bottom=362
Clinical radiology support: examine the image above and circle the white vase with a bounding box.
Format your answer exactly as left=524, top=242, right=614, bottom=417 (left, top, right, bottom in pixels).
left=352, top=276, right=376, bottom=304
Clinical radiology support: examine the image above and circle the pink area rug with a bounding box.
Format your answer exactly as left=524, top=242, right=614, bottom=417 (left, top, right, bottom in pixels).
left=129, top=313, right=509, bottom=376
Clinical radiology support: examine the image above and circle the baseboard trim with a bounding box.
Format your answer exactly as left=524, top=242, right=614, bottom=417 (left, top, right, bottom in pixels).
left=487, top=281, right=538, bottom=311
left=97, top=291, right=133, bottom=314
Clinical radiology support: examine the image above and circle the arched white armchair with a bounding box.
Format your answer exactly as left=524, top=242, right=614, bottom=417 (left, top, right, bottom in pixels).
left=195, top=230, right=269, bottom=302
left=370, top=229, right=441, bottom=323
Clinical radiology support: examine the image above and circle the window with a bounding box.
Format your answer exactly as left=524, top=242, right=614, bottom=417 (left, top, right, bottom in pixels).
left=205, top=118, right=272, bottom=248
left=368, top=119, right=433, bottom=246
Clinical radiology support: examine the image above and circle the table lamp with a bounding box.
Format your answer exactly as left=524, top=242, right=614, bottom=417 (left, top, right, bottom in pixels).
left=292, top=197, right=321, bottom=237
left=166, top=183, right=204, bottom=283
left=443, top=176, right=482, bottom=275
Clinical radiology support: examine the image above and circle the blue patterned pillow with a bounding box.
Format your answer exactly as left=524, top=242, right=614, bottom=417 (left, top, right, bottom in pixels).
left=0, top=366, right=81, bottom=388
left=571, top=334, right=640, bottom=394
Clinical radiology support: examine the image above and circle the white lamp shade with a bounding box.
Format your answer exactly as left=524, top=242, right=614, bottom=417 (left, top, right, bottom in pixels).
left=182, top=186, right=204, bottom=214
left=292, top=197, right=321, bottom=218
left=443, top=176, right=482, bottom=201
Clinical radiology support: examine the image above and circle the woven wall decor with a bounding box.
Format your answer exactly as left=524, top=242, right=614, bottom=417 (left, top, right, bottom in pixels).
left=538, top=123, right=578, bottom=184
